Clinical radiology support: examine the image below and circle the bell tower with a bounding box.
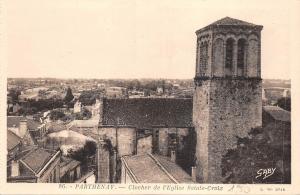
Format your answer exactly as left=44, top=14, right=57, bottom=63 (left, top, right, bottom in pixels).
left=193, top=17, right=263, bottom=183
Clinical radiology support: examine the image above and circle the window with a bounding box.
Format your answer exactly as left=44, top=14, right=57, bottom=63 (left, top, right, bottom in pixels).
left=199, top=42, right=209, bottom=76
left=53, top=168, right=56, bottom=182
left=237, top=39, right=246, bottom=76
left=225, top=38, right=234, bottom=76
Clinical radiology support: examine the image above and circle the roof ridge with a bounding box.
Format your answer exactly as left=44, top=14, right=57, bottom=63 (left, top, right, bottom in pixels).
left=7, top=129, right=21, bottom=138
left=120, top=156, right=140, bottom=183
left=147, top=153, right=179, bottom=184
left=211, top=16, right=256, bottom=26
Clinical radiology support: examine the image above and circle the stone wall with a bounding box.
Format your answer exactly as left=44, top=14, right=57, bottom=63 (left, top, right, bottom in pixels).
left=193, top=78, right=262, bottom=183
left=158, top=128, right=169, bottom=156
left=96, top=141, right=110, bottom=183
left=98, top=127, right=136, bottom=157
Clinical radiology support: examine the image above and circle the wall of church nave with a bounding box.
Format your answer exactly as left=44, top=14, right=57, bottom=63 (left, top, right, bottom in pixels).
left=99, top=127, right=136, bottom=156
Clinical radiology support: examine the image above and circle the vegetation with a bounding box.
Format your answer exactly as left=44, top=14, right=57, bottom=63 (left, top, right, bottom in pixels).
left=67, top=140, right=97, bottom=172
left=74, top=108, right=92, bottom=120
left=7, top=89, right=21, bottom=103
left=79, top=90, right=103, bottom=105
left=275, top=97, right=291, bottom=111
left=221, top=127, right=290, bottom=184
left=49, top=110, right=66, bottom=121
left=64, top=87, right=74, bottom=103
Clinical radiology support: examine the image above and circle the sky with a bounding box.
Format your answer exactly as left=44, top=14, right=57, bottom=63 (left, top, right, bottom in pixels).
left=5, top=0, right=299, bottom=79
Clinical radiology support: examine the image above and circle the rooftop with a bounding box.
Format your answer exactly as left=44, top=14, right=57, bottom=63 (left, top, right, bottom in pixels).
left=20, top=148, right=59, bottom=174
left=7, top=130, right=22, bottom=151
left=68, top=119, right=98, bottom=128
left=7, top=116, right=41, bottom=130
left=196, top=17, right=263, bottom=33
left=47, top=122, right=68, bottom=132
left=121, top=153, right=194, bottom=183
left=263, top=106, right=291, bottom=122
left=102, top=98, right=193, bottom=128
left=208, top=17, right=257, bottom=27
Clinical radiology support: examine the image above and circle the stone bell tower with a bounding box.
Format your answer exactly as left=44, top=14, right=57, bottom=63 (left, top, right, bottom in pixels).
left=192, top=17, right=263, bottom=183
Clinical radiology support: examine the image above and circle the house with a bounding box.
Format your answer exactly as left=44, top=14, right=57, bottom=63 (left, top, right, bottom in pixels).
left=7, top=103, right=22, bottom=114
left=7, top=130, right=22, bottom=163
left=105, top=87, right=127, bottom=98
left=121, top=153, right=195, bottom=183
left=156, top=87, right=163, bottom=95
left=60, top=156, right=81, bottom=183
left=74, top=100, right=82, bottom=113
left=7, top=148, right=61, bottom=183
left=7, top=116, right=47, bottom=146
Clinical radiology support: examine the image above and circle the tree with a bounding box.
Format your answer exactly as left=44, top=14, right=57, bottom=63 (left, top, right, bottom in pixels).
left=67, top=140, right=97, bottom=172
left=275, top=97, right=291, bottom=111
left=49, top=110, right=66, bottom=121
left=8, top=89, right=21, bottom=103
left=221, top=127, right=290, bottom=184
left=64, top=87, right=74, bottom=103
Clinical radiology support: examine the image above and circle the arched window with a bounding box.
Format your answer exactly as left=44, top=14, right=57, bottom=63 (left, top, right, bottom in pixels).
left=237, top=39, right=246, bottom=76
left=199, top=42, right=208, bottom=76
left=225, top=38, right=234, bottom=76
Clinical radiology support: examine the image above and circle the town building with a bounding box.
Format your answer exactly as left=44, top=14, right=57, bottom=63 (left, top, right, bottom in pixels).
left=74, top=100, right=82, bottom=113
left=7, top=116, right=47, bottom=146
left=7, top=148, right=61, bottom=183
left=105, top=87, right=127, bottom=98
left=60, top=156, right=82, bottom=183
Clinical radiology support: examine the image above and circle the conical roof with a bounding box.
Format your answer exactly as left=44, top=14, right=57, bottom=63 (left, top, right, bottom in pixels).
left=209, top=17, right=257, bottom=27
left=196, top=17, right=262, bottom=34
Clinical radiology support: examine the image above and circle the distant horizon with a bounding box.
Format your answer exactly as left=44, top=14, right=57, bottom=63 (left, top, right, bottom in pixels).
left=7, top=77, right=291, bottom=81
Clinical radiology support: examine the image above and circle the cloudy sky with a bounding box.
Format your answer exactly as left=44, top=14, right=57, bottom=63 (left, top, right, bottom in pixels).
left=6, top=0, right=299, bottom=79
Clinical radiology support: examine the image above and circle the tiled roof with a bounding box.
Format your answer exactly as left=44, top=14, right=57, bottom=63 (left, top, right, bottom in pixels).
left=153, top=155, right=195, bottom=183
left=122, top=153, right=194, bottom=183
left=7, top=116, right=41, bottom=130
left=263, top=106, right=290, bottom=122
left=68, top=120, right=98, bottom=128
left=196, top=17, right=262, bottom=33
left=102, top=98, right=193, bottom=128
left=208, top=17, right=257, bottom=27
left=47, top=122, right=67, bottom=132
left=21, top=148, right=58, bottom=174
left=7, top=130, right=22, bottom=151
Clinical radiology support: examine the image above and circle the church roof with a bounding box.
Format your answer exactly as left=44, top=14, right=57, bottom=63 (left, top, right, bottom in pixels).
left=209, top=17, right=257, bottom=27
left=196, top=17, right=262, bottom=33
left=101, top=98, right=193, bottom=128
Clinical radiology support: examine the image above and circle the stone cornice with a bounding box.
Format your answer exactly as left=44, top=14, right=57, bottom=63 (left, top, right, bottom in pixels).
left=194, top=76, right=262, bottom=86
left=196, top=25, right=263, bottom=35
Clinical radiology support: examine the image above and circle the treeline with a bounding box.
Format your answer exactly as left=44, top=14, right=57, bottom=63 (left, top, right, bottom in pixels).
left=18, top=98, right=66, bottom=115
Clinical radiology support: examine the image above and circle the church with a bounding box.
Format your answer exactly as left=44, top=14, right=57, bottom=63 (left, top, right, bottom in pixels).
left=79, top=17, right=290, bottom=184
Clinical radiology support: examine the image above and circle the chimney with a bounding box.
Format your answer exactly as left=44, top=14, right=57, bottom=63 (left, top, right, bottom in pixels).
left=19, top=119, right=28, bottom=138
left=11, top=160, right=19, bottom=177
left=170, top=150, right=176, bottom=163
left=191, top=166, right=197, bottom=182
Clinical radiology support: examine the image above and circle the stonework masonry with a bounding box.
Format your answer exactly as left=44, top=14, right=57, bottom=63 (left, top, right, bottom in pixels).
left=193, top=78, right=262, bottom=183
left=193, top=17, right=263, bottom=183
